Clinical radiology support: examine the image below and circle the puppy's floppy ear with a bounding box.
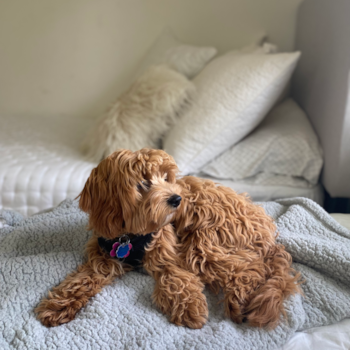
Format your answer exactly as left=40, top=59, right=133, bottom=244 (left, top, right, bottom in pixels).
left=138, top=149, right=179, bottom=183
left=78, top=160, right=124, bottom=239
left=157, top=151, right=179, bottom=183
left=78, top=168, right=97, bottom=214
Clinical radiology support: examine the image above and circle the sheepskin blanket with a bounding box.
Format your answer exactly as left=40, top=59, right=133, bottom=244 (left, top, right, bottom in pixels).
left=82, top=64, right=194, bottom=162
left=1, top=198, right=350, bottom=350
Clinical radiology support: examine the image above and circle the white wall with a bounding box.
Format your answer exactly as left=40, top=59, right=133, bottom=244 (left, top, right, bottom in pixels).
left=0, top=0, right=302, bottom=119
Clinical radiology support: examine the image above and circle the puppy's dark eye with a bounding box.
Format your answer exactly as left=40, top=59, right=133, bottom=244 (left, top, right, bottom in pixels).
left=137, top=180, right=150, bottom=191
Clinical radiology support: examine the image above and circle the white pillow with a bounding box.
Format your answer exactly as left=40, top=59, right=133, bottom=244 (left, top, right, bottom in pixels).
left=202, top=99, right=323, bottom=186
left=163, top=49, right=301, bottom=174
left=135, top=28, right=217, bottom=79
left=82, top=65, right=194, bottom=162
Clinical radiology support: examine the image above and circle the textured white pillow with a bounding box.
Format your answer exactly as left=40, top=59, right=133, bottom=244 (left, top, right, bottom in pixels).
left=163, top=49, right=301, bottom=174
left=82, top=65, right=194, bottom=162
left=135, top=28, right=217, bottom=79
left=202, top=99, right=323, bottom=185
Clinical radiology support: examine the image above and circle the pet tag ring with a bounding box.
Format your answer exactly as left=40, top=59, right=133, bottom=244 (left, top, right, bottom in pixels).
left=110, top=235, right=133, bottom=259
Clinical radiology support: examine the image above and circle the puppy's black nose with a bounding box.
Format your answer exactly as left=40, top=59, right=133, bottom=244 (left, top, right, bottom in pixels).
left=167, top=194, right=182, bottom=208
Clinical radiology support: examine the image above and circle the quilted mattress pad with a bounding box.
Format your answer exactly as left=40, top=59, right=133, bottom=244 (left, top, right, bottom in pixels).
left=0, top=115, right=96, bottom=216
left=0, top=115, right=323, bottom=216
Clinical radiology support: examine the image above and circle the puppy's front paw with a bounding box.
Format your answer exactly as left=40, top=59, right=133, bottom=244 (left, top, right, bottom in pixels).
left=172, top=292, right=208, bottom=329
left=35, top=294, right=86, bottom=327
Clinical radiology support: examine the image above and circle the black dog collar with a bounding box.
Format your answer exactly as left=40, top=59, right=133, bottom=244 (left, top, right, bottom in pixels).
left=98, top=233, right=154, bottom=267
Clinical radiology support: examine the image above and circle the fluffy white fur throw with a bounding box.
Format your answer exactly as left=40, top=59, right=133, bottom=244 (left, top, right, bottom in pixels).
left=82, top=65, right=194, bottom=162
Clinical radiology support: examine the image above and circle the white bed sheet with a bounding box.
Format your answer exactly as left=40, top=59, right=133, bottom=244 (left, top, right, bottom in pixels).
left=0, top=115, right=324, bottom=216
left=281, top=318, right=350, bottom=350
left=199, top=175, right=324, bottom=205
left=330, top=213, right=350, bottom=231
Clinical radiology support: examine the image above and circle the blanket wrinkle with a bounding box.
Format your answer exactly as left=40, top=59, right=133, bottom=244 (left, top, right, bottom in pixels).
left=0, top=197, right=350, bottom=350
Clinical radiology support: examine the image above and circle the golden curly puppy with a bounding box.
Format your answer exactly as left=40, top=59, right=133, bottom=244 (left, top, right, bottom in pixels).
left=36, top=148, right=300, bottom=329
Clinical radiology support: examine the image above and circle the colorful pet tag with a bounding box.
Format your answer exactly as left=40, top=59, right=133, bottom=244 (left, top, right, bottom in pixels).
left=110, top=235, right=132, bottom=259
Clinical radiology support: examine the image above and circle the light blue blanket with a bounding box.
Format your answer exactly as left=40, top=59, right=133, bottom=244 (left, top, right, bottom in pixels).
left=1, top=198, right=350, bottom=350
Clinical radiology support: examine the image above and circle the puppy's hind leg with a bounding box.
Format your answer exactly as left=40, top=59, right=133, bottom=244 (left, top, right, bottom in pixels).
left=244, top=245, right=301, bottom=329
left=35, top=236, right=125, bottom=327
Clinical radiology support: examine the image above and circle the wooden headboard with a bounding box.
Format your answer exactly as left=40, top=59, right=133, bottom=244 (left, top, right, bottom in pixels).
left=292, top=0, right=350, bottom=197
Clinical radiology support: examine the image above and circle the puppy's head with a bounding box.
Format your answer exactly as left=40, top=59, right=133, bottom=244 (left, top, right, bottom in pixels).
left=79, top=148, right=182, bottom=239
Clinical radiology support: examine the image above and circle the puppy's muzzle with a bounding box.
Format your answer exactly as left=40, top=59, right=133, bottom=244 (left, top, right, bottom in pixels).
left=167, top=195, right=182, bottom=208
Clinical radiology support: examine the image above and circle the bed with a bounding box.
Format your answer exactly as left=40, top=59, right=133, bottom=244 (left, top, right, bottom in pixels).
left=0, top=113, right=324, bottom=216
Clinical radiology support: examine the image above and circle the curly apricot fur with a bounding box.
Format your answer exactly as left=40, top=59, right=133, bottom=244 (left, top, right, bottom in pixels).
left=36, top=149, right=301, bottom=329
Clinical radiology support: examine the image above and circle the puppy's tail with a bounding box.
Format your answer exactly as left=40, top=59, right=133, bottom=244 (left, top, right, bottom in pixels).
left=244, top=244, right=301, bottom=329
